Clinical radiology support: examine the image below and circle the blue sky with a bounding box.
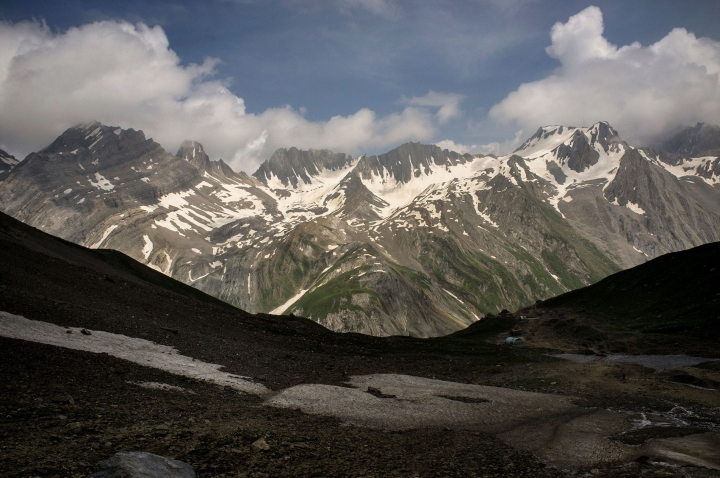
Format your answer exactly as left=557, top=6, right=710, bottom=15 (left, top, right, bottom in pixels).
left=2, top=0, right=720, bottom=171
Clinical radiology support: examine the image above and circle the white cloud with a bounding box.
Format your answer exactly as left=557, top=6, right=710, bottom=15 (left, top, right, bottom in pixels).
left=402, top=91, right=464, bottom=124
left=0, top=20, right=445, bottom=172
left=338, top=0, right=399, bottom=18
left=435, top=129, right=523, bottom=156
left=489, top=6, right=720, bottom=145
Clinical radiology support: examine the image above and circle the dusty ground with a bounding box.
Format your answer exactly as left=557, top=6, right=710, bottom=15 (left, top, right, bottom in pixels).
left=2, top=318, right=720, bottom=477
left=0, top=338, right=560, bottom=478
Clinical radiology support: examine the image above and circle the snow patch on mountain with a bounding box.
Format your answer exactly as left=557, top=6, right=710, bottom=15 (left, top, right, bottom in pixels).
left=89, top=224, right=118, bottom=249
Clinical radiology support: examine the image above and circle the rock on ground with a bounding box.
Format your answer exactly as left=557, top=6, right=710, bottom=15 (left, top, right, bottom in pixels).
left=88, top=451, right=196, bottom=478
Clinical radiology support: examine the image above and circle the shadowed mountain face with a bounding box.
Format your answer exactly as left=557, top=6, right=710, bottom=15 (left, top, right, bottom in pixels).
left=539, top=241, right=720, bottom=335
left=0, top=148, right=18, bottom=181
left=253, top=147, right=354, bottom=189
left=1, top=121, right=720, bottom=337
left=661, top=123, right=720, bottom=157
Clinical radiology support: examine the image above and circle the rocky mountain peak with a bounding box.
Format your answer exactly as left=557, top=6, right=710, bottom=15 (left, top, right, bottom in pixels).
left=515, top=122, right=621, bottom=155
left=253, top=147, right=354, bottom=189
left=515, top=125, right=571, bottom=153
left=41, top=122, right=148, bottom=158
left=176, top=140, right=210, bottom=172
left=354, top=142, right=475, bottom=185
left=513, top=122, right=624, bottom=175
left=661, top=122, right=720, bottom=157
left=586, top=121, right=621, bottom=152
left=0, top=148, right=18, bottom=169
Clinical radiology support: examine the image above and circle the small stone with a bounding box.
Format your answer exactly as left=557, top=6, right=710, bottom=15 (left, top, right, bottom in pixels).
left=81, top=329, right=92, bottom=336
left=66, top=330, right=72, bottom=334
left=550, top=381, right=557, bottom=385
left=251, top=437, right=270, bottom=452
left=590, top=469, right=600, bottom=475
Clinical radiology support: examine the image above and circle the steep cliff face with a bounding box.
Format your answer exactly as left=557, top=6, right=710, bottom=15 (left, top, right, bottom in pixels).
left=2, top=121, right=719, bottom=337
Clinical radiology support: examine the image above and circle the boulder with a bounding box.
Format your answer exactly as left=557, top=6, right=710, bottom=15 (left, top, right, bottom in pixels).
left=88, top=451, right=195, bottom=478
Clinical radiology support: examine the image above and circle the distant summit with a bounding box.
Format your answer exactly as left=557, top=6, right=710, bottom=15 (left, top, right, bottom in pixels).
left=661, top=122, right=720, bottom=157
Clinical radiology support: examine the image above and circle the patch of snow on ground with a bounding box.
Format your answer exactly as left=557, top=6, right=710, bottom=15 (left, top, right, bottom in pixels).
left=89, top=225, right=118, bottom=249
left=1, top=155, right=19, bottom=166
left=649, top=153, right=720, bottom=185
left=270, top=289, right=309, bottom=315
left=0, top=312, right=268, bottom=395
left=188, top=270, right=209, bottom=283
left=267, top=373, right=575, bottom=430
left=477, top=209, right=499, bottom=228
left=633, top=245, right=649, bottom=257
left=142, top=235, right=153, bottom=260
left=85, top=127, right=101, bottom=139
left=89, top=173, right=115, bottom=191
left=443, top=289, right=465, bottom=304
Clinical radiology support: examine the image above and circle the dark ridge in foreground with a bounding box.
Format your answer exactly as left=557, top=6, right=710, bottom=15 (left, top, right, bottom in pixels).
left=0, top=211, right=240, bottom=312
left=539, top=241, right=720, bottom=334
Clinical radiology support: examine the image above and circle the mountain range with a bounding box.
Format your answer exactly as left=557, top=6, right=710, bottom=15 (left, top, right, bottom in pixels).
left=1, top=121, right=719, bottom=336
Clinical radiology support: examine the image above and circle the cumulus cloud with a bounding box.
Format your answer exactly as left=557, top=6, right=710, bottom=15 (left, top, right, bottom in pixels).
left=489, top=6, right=720, bottom=145
left=0, top=20, right=449, bottom=172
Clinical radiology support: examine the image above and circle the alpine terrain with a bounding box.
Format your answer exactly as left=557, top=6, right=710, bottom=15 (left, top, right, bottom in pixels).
left=1, top=208, right=719, bottom=477
left=1, top=121, right=719, bottom=336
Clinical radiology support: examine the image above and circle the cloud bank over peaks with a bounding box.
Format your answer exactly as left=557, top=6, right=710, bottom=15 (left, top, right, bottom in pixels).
left=489, top=6, right=720, bottom=145
left=435, top=129, right=524, bottom=156
left=0, top=20, right=451, bottom=172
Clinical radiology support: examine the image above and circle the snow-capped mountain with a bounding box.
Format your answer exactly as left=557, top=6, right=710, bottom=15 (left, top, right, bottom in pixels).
left=1, top=121, right=719, bottom=337
left=0, top=148, right=19, bottom=181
